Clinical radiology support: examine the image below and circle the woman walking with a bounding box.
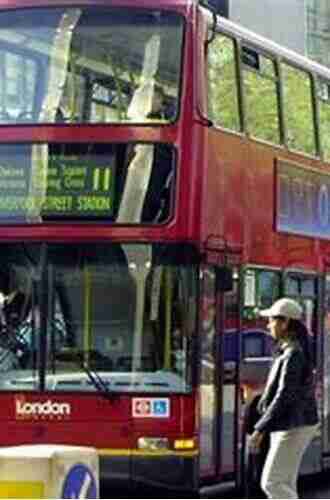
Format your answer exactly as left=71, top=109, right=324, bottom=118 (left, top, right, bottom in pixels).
left=249, top=298, right=319, bottom=499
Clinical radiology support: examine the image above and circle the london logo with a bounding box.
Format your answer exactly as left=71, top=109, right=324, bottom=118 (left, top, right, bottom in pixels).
left=15, top=395, right=71, bottom=420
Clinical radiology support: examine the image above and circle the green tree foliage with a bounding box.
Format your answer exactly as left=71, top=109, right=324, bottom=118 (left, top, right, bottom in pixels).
left=243, top=53, right=280, bottom=144
left=208, top=32, right=330, bottom=160
left=282, top=63, right=315, bottom=155
left=208, top=35, right=240, bottom=131
left=318, top=80, right=330, bottom=161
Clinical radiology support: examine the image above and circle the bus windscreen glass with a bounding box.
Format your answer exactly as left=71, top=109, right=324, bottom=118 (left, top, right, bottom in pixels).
left=0, top=243, right=197, bottom=395
left=0, top=143, right=175, bottom=223
left=0, top=8, right=183, bottom=124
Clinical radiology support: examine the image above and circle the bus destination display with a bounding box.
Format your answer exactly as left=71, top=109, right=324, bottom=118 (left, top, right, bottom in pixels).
left=0, top=156, right=115, bottom=220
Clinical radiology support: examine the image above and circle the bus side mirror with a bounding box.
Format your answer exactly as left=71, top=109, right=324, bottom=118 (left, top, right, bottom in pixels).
left=216, top=266, right=233, bottom=292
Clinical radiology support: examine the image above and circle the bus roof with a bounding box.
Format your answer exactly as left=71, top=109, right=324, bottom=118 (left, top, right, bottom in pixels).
left=202, top=5, right=330, bottom=82
left=0, top=0, right=195, bottom=10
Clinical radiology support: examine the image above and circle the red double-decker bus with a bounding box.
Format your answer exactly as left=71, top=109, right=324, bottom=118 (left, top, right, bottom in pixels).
left=0, top=0, right=330, bottom=496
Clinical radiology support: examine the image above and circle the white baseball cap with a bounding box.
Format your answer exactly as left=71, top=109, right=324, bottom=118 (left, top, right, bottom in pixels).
left=259, top=298, right=303, bottom=320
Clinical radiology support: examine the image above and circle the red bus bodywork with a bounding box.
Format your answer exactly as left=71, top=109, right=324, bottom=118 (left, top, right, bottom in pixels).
left=0, top=0, right=327, bottom=494
left=0, top=0, right=205, bottom=494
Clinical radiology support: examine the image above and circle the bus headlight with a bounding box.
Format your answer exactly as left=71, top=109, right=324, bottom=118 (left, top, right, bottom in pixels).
left=137, top=437, right=169, bottom=451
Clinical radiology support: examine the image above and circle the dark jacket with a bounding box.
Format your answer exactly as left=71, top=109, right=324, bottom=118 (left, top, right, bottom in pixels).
left=254, top=341, right=318, bottom=433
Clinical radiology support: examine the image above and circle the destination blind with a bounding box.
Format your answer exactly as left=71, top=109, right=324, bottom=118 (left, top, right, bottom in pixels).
left=0, top=155, right=115, bottom=220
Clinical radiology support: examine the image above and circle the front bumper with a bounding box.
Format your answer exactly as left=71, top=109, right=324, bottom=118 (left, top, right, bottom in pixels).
left=100, top=450, right=199, bottom=492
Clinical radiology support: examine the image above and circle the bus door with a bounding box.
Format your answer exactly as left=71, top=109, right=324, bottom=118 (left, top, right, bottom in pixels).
left=284, top=270, right=322, bottom=474
left=221, top=265, right=242, bottom=478
left=240, top=267, right=281, bottom=488
left=199, top=263, right=241, bottom=480
left=321, top=271, right=330, bottom=461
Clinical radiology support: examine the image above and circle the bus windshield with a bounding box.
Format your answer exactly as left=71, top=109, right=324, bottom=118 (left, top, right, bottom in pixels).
left=0, top=7, right=183, bottom=124
left=0, top=243, right=197, bottom=394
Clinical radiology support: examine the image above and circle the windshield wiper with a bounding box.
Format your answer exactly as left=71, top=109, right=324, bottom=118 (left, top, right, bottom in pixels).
left=81, top=360, right=114, bottom=398
left=56, top=348, right=117, bottom=400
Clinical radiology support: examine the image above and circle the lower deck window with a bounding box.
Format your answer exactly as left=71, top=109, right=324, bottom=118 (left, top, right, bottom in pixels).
left=0, top=242, right=197, bottom=394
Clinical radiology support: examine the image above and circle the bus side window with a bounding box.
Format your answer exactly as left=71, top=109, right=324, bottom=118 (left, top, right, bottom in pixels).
left=243, top=268, right=280, bottom=321
left=243, top=333, right=263, bottom=358
left=317, top=77, right=330, bottom=162
left=208, top=34, right=240, bottom=131
left=282, top=63, right=316, bottom=156
left=241, top=48, right=280, bottom=145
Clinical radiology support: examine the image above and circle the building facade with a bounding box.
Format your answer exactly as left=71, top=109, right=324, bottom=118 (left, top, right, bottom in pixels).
left=306, top=0, right=330, bottom=67
left=228, top=0, right=306, bottom=55
left=220, top=0, right=330, bottom=67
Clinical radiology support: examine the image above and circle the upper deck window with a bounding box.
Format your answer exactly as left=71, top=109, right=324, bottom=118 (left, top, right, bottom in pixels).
left=282, top=63, right=316, bottom=155
left=242, top=48, right=280, bottom=144
left=0, top=8, right=183, bottom=124
left=208, top=34, right=240, bottom=131
left=317, top=77, right=330, bottom=161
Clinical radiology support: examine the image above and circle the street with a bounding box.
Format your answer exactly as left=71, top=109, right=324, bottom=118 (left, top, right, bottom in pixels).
left=200, top=474, right=330, bottom=499
left=101, top=474, right=330, bottom=499
left=301, top=474, right=330, bottom=498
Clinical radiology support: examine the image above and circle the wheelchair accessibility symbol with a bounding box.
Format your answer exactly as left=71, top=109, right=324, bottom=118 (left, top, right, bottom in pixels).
left=62, top=463, right=98, bottom=499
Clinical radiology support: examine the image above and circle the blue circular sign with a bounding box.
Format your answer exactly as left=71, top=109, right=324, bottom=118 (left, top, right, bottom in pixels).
left=62, top=463, right=98, bottom=499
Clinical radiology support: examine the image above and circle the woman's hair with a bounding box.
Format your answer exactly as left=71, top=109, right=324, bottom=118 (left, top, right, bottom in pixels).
left=288, top=318, right=314, bottom=382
